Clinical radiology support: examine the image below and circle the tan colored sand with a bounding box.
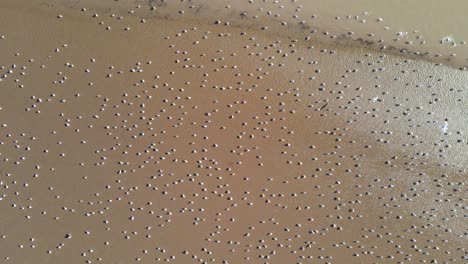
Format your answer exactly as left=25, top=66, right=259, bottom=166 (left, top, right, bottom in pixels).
left=0, top=1, right=466, bottom=263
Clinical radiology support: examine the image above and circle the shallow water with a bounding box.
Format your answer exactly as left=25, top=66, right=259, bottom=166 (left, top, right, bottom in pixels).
left=0, top=1, right=467, bottom=263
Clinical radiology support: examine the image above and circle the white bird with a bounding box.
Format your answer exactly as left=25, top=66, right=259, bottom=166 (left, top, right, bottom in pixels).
left=440, top=121, right=448, bottom=133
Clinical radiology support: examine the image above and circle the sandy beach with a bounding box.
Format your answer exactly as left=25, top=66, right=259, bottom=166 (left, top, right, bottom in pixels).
left=0, top=1, right=466, bottom=263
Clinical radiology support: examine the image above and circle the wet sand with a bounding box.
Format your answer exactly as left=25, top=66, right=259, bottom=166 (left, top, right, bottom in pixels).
left=0, top=1, right=467, bottom=263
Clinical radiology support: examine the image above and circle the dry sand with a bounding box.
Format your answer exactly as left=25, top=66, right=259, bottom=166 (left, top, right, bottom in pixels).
left=0, top=0, right=466, bottom=263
